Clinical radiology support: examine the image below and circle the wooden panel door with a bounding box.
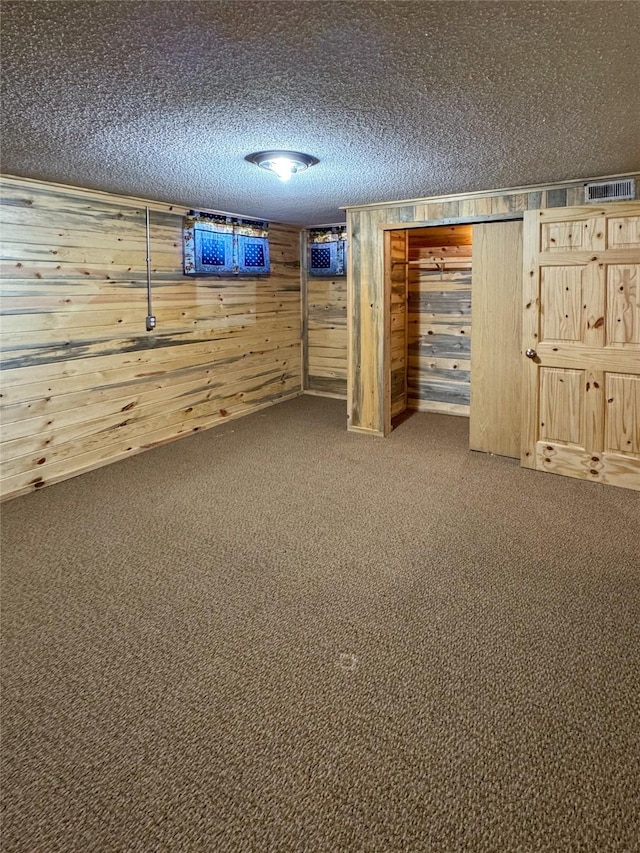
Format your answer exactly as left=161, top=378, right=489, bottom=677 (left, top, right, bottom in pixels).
left=522, top=203, right=640, bottom=490
left=385, top=230, right=409, bottom=420
left=470, top=220, right=523, bottom=457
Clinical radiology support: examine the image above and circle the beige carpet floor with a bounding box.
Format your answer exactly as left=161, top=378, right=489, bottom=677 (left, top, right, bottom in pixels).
left=1, top=395, right=639, bottom=852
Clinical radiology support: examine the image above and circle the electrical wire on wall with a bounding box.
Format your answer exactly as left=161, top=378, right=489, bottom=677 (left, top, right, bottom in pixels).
left=145, top=206, right=156, bottom=331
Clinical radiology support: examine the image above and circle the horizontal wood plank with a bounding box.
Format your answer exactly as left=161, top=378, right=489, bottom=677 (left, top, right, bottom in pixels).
left=0, top=176, right=303, bottom=499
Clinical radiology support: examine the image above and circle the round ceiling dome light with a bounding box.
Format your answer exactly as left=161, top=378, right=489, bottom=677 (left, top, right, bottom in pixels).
left=245, top=150, right=319, bottom=182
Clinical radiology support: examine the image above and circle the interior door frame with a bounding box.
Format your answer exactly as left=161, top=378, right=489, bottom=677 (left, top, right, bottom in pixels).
left=378, top=212, right=524, bottom=436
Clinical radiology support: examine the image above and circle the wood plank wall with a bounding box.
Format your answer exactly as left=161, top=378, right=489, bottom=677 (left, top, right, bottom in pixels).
left=407, top=225, right=472, bottom=416
left=469, top=220, right=523, bottom=458
left=388, top=230, right=408, bottom=418
left=304, top=273, right=347, bottom=397
left=345, top=173, right=640, bottom=435
left=0, top=176, right=302, bottom=500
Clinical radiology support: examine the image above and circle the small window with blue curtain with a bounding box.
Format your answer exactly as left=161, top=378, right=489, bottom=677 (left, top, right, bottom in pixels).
left=308, top=226, right=347, bottom=276
left=184, top=212, right=270, bottom=276
left=193, top=227, right=234, bottom=274
left=236, top=222, right=270, bottom=274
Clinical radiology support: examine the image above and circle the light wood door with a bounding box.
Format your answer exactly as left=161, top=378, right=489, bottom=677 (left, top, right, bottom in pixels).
left=522, top=203, right=640, bottom=490
left=470, top=220, right=523, bottom=457
left=385, top=230, right=409, bottom=420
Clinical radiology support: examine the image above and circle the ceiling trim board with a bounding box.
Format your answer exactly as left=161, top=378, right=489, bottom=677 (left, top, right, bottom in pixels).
left=341, top=172, right=640, bottom=212
left=0, top=173, right=301, bottom=228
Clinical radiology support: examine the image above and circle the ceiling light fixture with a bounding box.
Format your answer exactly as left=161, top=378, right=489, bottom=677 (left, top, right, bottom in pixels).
left=245, top=150, right=319, bottom=182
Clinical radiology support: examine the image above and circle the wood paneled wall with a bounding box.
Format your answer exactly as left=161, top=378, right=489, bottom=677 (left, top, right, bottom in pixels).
left=345, top=174, right=640, bottom=435
left=0, top=176, right=302, bottom=500
left=469, top=220, right=523, bottom=458
left=303, top=273, right=347, bottom=397
left=387, top=230, right=408, bottom=418
left=407, top=225, right=472, bottom=416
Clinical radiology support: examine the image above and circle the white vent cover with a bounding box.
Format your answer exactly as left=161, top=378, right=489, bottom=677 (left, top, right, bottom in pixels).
left=584, top=178, right=635, bottom=203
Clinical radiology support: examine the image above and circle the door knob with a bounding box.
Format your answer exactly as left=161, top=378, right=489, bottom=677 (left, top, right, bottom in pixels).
left=525, top=348, right=537, bottom=359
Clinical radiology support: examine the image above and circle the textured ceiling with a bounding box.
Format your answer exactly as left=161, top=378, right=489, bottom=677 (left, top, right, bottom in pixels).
left=1, top=1, right=639, bottom=225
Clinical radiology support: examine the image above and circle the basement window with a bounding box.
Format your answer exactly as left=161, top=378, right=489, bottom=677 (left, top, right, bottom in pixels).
left=184, top=212, right=270, bottom=276
left=308, top=225, right=347, bottom=276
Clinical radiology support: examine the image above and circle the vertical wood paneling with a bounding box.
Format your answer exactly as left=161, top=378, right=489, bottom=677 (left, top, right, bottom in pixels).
left=605, top=374, right=640, bottom=454
left=608, top=216, right=640, bottom=248
left=539, top=367, right=585, bottom=445
left=348, top=207, right=405, bottom=435
left=356, top=208, right=380, bottom=433
left=387, top=230, right=408, bottom=418
left=346, top=211, right=360, bottom=429
left=346, top=175, right=639, bottom=436
left=606, top=264, right=640, bottom=346
left=520, top=210, right=541, bottom=468
left=540, top=266, right=585, bottom=341
left=407, top=225, right=472, bottom=416
left=584, top=368, right=605, bottom=455
left=301, top=227, right=349, bottom=399
left=0, top=176, right=302, bottom=499
left=470, top=220, right=523, bottom=457
left=304, top=275, right=347, bottom=397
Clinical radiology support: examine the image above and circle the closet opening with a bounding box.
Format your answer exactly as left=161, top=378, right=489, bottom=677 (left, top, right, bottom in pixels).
left=385, top=224, right=473, bottom=427
left=384, top=219, right=523, bottom=457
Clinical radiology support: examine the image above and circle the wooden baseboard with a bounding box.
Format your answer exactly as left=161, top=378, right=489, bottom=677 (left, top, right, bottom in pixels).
left=407, top=400, right=470, bottom=417
left=303, top=390, right=348, bottom=401
left=347, top=424, right=385, bottom=437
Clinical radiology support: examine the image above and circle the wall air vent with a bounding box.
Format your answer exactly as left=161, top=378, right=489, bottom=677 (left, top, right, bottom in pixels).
left=584, top=178, right=635, bottom=203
